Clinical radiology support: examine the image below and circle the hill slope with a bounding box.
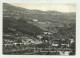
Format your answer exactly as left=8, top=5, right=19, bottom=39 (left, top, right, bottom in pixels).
left=3, top=3, right=76, bottom=35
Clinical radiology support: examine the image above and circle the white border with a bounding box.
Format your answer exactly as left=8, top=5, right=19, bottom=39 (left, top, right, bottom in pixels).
left=0, top=0, right=80, bottom=58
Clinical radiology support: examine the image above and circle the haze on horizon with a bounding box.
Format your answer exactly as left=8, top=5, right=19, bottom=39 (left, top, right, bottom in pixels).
left=8, top=3, right=76, bottom=13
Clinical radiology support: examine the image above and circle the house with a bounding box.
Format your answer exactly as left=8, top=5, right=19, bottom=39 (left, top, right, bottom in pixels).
left=52, top=43, right=59, bottom=47
left=33, top=19, right=38, bottom=22
left=3, top=44, right=12, bottom=47
left=43, top=31, right=53, bottom=35
left=69, top=39, right=74, bottom=44
left=59, top=51, right=70, bottom=55
left=22, top=39, right=35, bottom=44
left=37, top=35, right=43, bottom=39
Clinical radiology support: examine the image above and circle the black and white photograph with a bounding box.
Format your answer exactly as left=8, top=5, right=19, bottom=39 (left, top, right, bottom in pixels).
left=3, top=3, right=76, bottom=55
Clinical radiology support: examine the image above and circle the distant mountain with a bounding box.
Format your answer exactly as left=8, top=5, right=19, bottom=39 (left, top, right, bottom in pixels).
left=3, top=3, right=76, bottom=35
left=3, top=3, right=76, bottom=23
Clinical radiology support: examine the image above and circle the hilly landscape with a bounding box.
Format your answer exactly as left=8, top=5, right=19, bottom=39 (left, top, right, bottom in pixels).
left=3, top=3, right=76, bottom=34
left=3, top=3, right=76, bottom=55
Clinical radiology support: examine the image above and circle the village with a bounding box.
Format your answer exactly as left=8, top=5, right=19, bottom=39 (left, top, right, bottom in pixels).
left=3, top=3, right=76, bottom=55
left=3, top=30, right=75, bottom=55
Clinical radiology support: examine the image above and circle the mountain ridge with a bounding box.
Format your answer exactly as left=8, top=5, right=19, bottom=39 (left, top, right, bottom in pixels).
left=3, top=3, right=76, bottom=35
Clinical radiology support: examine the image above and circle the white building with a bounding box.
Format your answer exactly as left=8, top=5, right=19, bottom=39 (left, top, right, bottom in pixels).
left=33, top=19, right=38, bottom=22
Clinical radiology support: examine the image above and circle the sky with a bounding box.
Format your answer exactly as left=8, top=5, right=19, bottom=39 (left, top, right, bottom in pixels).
left=9, top=3, right=76, bottom=12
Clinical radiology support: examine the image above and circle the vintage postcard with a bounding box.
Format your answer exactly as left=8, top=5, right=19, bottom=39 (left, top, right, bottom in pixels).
left=3, top=3, right=76, bottom=55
